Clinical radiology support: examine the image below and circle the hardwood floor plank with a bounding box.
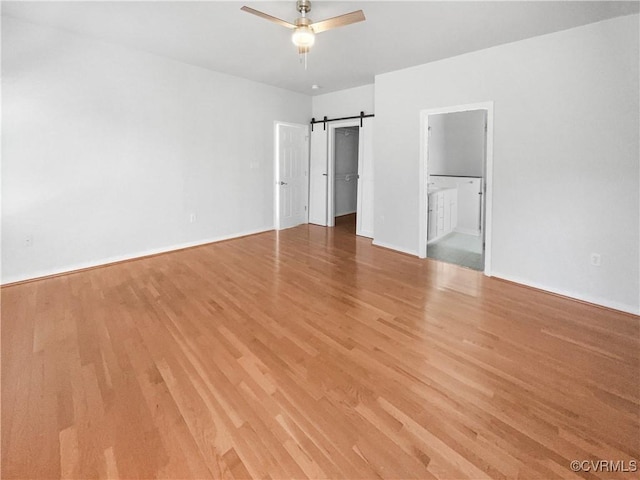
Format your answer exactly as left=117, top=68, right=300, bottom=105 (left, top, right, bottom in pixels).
left=2, top=222, right=638, bottom=479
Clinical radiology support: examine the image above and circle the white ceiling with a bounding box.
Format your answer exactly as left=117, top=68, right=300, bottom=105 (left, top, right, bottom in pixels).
left=2, top=1, right=638, bottom=95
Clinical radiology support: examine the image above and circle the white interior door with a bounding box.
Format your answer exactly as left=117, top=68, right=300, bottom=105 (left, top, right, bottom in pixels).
left=276, top=122, right=308, bottom=230
left=308, top=126, right=328, bottom=226
left=356, top=118, right=374, bottom=238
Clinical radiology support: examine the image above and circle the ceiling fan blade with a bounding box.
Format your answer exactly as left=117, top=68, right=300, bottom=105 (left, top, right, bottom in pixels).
left=310, top=10, right=365, bottom=34
left=240, top=6, right=296, bottom=29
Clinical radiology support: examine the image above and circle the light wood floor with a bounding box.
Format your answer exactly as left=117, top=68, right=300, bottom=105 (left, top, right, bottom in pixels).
left=2, top=220, right=638, bottom=479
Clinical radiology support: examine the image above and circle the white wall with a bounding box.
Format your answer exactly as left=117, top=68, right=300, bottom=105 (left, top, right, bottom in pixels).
left=374, top=14, right=639, bottom=314
left=1, top=17, right=311, bottom=283
left=427, top=114, right=446, bottom=174
left=429, top=110, right=485, bottom=177
left=312, top=84, right=374, bottom=119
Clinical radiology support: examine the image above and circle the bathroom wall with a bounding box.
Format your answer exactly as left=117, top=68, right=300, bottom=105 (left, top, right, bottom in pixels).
left=428, top=110, right=486, bottom=177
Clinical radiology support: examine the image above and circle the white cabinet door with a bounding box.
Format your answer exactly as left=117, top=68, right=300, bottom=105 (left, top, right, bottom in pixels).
left=428, top=188, right=458, bottom=243
left=428, top=192, right=437, bottom=241
left=437, top=192, right=445, bottom=236
left=449, top=188, right=458, bottom=232
left=443, top=190, right=452, bottom=233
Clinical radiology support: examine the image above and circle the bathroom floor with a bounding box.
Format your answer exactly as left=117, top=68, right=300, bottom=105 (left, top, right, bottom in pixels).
left=427, top=232, right=483, bottom=271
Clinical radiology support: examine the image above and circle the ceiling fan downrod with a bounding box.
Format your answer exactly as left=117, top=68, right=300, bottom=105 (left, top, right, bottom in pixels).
left=296, top=0, right=311, bottom=16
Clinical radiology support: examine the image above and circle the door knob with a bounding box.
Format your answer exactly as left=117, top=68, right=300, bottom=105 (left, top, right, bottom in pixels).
left=279, top=181, right=288, bottom=185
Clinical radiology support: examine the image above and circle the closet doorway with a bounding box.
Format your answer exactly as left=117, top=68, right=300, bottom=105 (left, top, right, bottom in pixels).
left=333, top=126, right=359, bottom=234
left=308, top=116, right=374, bottom=238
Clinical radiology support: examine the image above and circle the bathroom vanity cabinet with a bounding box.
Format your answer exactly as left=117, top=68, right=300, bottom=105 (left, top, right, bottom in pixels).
left=427, top=187, right=457, bottom=243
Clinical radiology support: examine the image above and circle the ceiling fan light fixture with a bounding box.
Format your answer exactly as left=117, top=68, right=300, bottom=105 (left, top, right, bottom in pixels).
left=242, top=1, right=366, bottom=65
left=291, top=26, right=315, bottom=48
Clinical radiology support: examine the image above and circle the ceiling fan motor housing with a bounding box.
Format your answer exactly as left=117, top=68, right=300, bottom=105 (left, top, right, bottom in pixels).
left=295, top=17, right=311, bottom=28
left=296, top=0, right=312, bottom=15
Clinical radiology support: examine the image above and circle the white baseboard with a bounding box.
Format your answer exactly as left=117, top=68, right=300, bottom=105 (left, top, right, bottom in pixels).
left=7, top=229, right=635, bottom=316
left=357, top=230, right=374, bottom=239
left=492, top=271, right=639, bottom=316
left=372, top=240, right=419, bottom=257
left=1, top=226, right=274, bottom=285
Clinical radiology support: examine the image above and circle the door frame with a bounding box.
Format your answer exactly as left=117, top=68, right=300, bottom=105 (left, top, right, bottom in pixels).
left=274, top=121, right=310, bottom=231
left=418, top=101, right=494, bottom=276
left=327, top=119, right=361, bottom=227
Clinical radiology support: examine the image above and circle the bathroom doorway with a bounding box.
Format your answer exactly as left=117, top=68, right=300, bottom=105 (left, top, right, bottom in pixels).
left=419, top=102, right=494, bottom=275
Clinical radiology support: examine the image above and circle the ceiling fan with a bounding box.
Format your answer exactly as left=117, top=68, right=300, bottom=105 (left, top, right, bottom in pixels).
left=241, top=0, right=365, bottom=61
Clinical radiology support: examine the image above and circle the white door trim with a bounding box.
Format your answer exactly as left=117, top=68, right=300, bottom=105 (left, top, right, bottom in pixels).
left=327, top=119, right=360, bottom=227
left=274, top=121, right=310, bottom=230
left=419, top=102, right=494, bottom=276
